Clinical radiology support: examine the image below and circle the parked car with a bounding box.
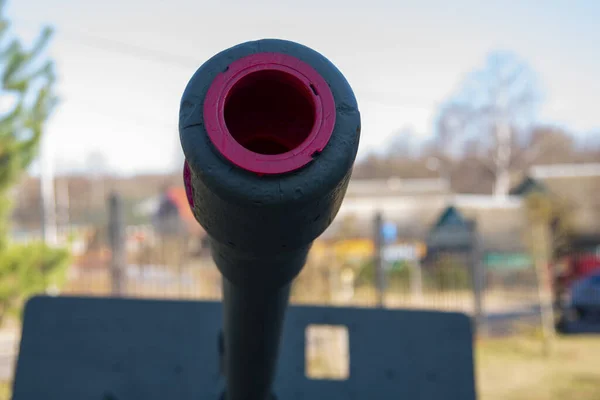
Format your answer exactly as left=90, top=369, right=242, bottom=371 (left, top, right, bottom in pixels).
left=569, top=271, right=600, bottom=320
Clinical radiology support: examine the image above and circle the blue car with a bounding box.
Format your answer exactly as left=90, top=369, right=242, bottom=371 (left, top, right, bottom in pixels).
left=569, top=271, right=600, bottom=320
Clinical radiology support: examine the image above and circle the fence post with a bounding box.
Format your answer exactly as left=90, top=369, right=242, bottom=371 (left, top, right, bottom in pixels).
left=108, top=192, right=126, bottom=296
left=532, top=222, right=555, bottom=356
left=471, top=227, right=485, bottom=335
left=411, top=258, right=424, bottom=304
left=373, top=212, right=386, bottom=307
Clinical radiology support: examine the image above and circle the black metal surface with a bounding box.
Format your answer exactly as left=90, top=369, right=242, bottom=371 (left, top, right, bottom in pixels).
left=221, top=280, right=291, bottom=400
left=179, top=38, right=360, bottom=284
left=13, top=296, right=476, bottom=400
left=179, top=39, right=361, bottom=400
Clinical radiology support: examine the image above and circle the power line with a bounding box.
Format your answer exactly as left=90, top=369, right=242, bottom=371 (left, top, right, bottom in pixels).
left=17, top=20, right=203, bottom=69
left=18, top=20, right=441, bottom=111
left=58, top=31, right=203, bottom=70
left=65, top=32, right=438, bottom=109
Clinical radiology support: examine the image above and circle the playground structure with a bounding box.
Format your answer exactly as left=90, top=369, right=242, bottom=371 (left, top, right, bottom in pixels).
left=11, top=40, right=475, bottom=400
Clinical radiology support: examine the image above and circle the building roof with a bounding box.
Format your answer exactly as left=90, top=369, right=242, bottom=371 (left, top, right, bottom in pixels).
left=427, top=206, right=475, bottom=250
left=165, top=187, right=194, bottom=221
left=164, top=187, right=204, bottom=235
left=530, top=163, right=600, bottom=179
left=509, top=176, right=548, bottom=196
left=346, top=178, right=450, bottom=198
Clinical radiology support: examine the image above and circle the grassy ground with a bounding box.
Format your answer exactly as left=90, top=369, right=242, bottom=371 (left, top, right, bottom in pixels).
left=1, top=334, right=598, bottom=400
left=0, top=383, right=7, bottom=400
left=476, top=334, right=600, bottom=400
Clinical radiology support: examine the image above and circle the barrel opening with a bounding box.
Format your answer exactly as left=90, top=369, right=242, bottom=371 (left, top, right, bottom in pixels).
left=224, top=70, right=317, bottom=155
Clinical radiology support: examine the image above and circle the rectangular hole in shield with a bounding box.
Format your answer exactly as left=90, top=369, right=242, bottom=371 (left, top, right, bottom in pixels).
left=305, top=324, right=350, bottom=380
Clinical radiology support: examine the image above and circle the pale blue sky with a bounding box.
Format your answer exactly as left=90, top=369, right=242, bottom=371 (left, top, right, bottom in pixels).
left=7, top=0, right=600, bottom=175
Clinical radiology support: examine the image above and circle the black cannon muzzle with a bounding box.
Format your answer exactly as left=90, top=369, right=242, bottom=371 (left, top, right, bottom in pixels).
left=179, top=39, right=360, bottom=400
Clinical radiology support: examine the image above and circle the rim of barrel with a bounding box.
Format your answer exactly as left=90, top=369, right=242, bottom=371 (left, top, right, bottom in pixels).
left=203, top=52, right=336, bottom=175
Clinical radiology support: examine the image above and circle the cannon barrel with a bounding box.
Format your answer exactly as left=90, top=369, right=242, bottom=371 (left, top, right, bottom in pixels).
left=179, top=39, right=360, bottom=400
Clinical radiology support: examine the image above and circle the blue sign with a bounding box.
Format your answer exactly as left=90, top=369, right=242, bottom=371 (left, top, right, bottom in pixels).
left=382, top=222, right=398, bottom=244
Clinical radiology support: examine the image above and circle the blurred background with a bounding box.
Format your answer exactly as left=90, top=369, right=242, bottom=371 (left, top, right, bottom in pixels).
left=1, top=0, right=600, bottom=399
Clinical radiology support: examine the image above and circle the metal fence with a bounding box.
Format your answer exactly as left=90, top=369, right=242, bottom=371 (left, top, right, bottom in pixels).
left=0, top=196, right=574, bottom=397
left=56, top=219, right=545, bottom=335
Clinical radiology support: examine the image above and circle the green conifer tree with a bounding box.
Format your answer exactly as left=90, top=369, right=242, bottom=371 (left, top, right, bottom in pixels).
left=0, top=1, right=70, bottom=325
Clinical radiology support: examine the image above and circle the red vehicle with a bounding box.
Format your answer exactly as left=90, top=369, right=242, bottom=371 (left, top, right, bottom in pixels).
left=556, top=252, right=600, bottom=309
left=565, top=253, right=600, bottom=284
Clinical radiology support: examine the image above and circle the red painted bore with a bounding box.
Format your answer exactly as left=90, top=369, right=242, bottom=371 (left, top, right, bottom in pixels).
left=203, top=53, right=336, bottom=175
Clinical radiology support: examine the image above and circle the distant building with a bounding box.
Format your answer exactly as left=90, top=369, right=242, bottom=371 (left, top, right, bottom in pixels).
left=134, top=186, right=209, bottom=258
left=511, top=163, right=600, bottom=249
left=328, top=164, right=600, bottom=257
left=150, top=187, right=204, bottom=238
left=510, top=163, right=600, bottom=282
left=345, top=177, right=451, bottom=198
left=328, top=177, right=524, bottom=253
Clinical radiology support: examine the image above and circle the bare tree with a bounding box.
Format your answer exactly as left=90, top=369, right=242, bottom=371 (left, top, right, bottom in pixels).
left=436, top=51, right=541, bottom=197
left=385, top=127, right=421, bottom=159
left=518, top=126, right=577, bottom=165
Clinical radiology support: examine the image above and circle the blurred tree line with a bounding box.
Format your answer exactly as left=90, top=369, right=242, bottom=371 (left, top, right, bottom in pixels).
left=353, top=125, right=599, bottom=192
left=352, top=51, right=600, bottom=195
left=11, top=50, right=599, bottom=229
left=0, top=3, right=69, bottom=326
